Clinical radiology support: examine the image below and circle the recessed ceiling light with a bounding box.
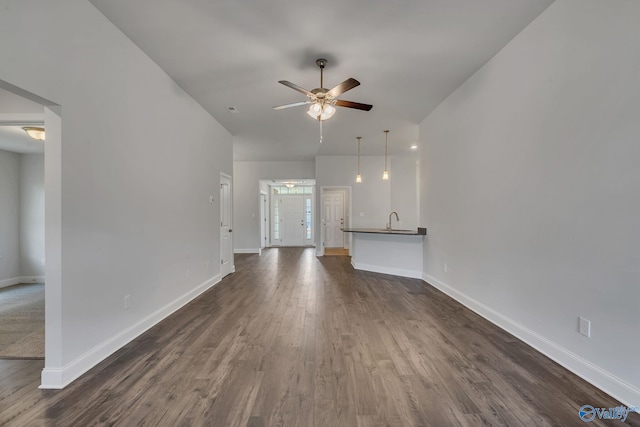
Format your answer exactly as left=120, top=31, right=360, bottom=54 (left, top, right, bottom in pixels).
left=410, top=144, right=418, bottom=150
left=226, top=106, right=239, bottom=113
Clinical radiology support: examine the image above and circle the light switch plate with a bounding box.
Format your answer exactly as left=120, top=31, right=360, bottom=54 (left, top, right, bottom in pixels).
left=578, top=317, right=591, bottom=337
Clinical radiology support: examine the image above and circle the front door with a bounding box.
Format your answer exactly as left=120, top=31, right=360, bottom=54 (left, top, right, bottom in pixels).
left=220, top=174, right=233, bottom=278
left=279, top=196, right=305, bottom=246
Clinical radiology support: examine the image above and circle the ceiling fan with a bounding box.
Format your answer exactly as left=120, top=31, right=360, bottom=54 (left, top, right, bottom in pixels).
left=273, top=58, right=373, bottom=121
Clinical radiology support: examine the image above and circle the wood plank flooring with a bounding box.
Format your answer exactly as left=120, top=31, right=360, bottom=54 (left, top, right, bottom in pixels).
left=323, top=248, right=350, bottom=256
left=1, top=248, right=637, bottom=426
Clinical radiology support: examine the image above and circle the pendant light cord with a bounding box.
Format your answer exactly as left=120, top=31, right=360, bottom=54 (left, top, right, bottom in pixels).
left=357, top=137, right=361, bottom=174
left=384, top=130, right=389, bottom=170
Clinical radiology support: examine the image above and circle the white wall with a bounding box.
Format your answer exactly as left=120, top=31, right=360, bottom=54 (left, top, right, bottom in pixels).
left=233, top=161, right=315, bottom=252
left=316, top=155, right=419, bottom=229
left=0, top=149, right=20, bottom=285
left=0, top=151, right=45, bottom=285
left=420, top=0, right=640, bottom=405
left=20, top=153, right=45, bottom=277
left=390, top=156, right=419, bottom=230
left=0, top=87, right=44, bottom=113
left=0, top=0, right=233, bottom=388
left=316, top=156, right=390, bottom=231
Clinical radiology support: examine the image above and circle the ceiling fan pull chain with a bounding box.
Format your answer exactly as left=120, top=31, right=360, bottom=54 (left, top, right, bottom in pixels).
left=319, top=118, right=323, bottom=143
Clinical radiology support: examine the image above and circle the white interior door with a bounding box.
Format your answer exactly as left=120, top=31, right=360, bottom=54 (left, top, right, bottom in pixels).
left=323, top=190, right=345, bottom=248
left=260, top=193, right=267, bottom=249
left=220, top=174, right=233, bottom=277
left=280, top=196, right=305, bottom=246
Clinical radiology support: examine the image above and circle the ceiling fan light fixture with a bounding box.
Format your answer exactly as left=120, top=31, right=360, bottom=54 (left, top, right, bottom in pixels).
left=307, top=102, right=322, bottom=118
left=275, top=58, right=372, bottom=126
left=321, top=104, right=336, bottom=120
left=307, top=102, right=336, bottom=121
left=23, top=127, right=45, bottom=141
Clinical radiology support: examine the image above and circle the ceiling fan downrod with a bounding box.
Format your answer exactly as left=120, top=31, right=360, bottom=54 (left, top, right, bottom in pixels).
left=316, top=58, right=327, bottom=88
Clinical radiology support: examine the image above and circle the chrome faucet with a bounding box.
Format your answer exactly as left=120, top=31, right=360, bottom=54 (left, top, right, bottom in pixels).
left=387, top=211, right=399, bottom=230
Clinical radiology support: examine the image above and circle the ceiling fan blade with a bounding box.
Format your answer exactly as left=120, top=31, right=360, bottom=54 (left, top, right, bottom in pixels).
left=327, top=78, right=360, bottom=98
left=272, top=101, right=311, bottom=110
left=278, top=80, right=314, bottom=97
left=334, top=99, right=373, bottom=111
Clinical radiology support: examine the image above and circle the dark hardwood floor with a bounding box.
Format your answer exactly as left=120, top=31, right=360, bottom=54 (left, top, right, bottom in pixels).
left=1, top=248, right=637, bottom=426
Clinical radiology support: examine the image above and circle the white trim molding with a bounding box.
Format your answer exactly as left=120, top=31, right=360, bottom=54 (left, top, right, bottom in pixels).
left=422, top=273, right=640, bottom=408
left=353, top=261, right=422, bottom=279
left=40, top=274, right=222, bottom=389
left=0, top=276, right=46, bottom=289
left=0, top=277, right=20, bottom=289
left=234, top=248, right=260, bottom=254
left=21, top=276, right=45, bottom=284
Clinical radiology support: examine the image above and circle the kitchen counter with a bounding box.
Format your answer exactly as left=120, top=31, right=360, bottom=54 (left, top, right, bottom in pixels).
left=342, top=227, right=427, bottom=236
left=341, top=227, right=426, bottom=279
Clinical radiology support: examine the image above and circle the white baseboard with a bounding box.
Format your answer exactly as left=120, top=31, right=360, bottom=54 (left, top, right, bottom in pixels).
left=353, top=261, right=422, bottom=279
left=234, top=248, right=260, bottom=254
left=20, top=276, right=45, bottom=284
left=0, top=276, right=45, bottom=289
left=40, top=274, right=222, bottom=389
left=0, top=277, right=19, bottom=289
left=422, top=273, right=640, bottom=407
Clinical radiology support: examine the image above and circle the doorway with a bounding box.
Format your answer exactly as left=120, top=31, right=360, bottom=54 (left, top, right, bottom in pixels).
left=322, top=188, right=349, bottom=249
left=260, top=193, right=268, bottom=250
left=270, top=184, right=314, bottom=247
left=0, top=85, right=55, bottom=363
left=0, top=80, right=62, bottom=383
left=220, top=173, right=233, bottom=278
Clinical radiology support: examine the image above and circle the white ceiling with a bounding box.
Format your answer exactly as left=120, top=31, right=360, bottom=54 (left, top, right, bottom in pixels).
left=0, top=126, right=44, bottom=154
left=0, top=88, right=46, bottom=154
left=87, top=1, right=550, bottom=160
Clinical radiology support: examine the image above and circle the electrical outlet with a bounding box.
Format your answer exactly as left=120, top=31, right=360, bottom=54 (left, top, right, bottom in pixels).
left=443, top=263, right=448, bottom=273
left=124, top=294, right=131, bottom=310
left=578, top=317, right=591, bottom=337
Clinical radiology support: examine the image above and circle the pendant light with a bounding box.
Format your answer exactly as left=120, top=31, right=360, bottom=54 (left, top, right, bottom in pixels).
left=356, top=136, right=362, bottom=183
left=382, top=130, right=389, bottom=180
